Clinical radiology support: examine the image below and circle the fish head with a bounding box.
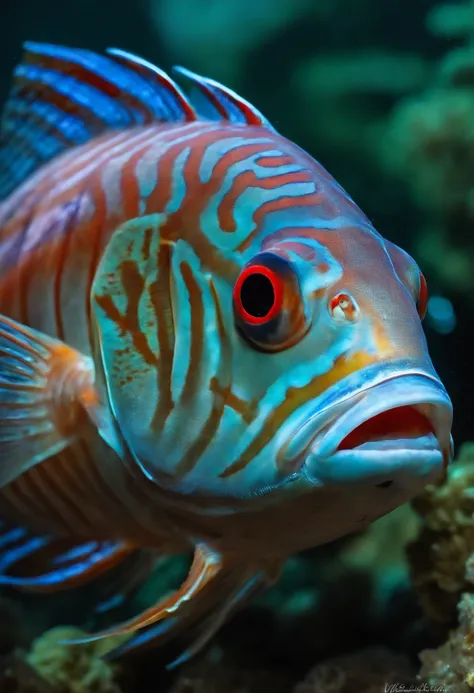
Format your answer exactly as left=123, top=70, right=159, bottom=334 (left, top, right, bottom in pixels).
left=189, top=219, right=451, bottom=553
left=225, top=220, right=453, bottom=519
left=90, top=131, right=452, bottom=537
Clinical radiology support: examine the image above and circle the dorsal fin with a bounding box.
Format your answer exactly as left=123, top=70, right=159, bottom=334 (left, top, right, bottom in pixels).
left=0, top=42, right=196, bottom=201
left=0, top=42, right=273, bottom=202
left=106, top=48, right=198, bottom=122
left=173, top=65, right=274, bottom=130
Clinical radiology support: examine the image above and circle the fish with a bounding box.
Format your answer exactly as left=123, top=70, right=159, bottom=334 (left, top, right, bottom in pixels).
left=0, top=41, right=453, bottom=665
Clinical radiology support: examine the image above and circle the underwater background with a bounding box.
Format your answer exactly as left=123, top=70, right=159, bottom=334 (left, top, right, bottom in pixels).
left=0, top=0, right=474, bottom=691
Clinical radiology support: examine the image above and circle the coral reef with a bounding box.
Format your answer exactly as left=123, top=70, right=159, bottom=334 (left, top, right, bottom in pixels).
left=405, top=442, right=474, bottom=690
left=25, top=627, right=127, bottom=693
left=167, top=646, right=416, bottom=693
left=407, top=443, right=474, bottom=625
left=419, top=593, right=474, bottom=692
left=0, top=504, right=422, bottom=692
left=1, top=1, right=473, bottom=690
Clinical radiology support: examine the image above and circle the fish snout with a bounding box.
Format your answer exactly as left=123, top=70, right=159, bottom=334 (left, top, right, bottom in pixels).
left=304, top=371, right=453, bottom=487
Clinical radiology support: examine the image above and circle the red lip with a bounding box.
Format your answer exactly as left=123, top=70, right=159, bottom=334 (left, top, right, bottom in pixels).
left=337, top=405, right=435, bottom=451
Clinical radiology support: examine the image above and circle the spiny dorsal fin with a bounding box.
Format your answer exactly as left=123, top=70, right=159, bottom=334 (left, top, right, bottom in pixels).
left=0, top=42, right=273, bottom=202
left=173, top=65, right=274, bottom=130
left=0, top=42, right=196, bottom=201
left=106, top=48, right=198, bottom=122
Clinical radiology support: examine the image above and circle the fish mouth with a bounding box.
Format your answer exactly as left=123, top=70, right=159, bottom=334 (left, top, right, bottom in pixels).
left=303, top=372, right=453, bottom=485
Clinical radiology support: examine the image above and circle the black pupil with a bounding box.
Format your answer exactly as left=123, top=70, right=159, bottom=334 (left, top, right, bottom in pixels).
left=240, top=272, right=275, bottom=318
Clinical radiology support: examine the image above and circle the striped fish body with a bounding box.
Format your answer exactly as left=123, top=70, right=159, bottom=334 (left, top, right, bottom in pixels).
left=0, top=43, right=453, bottom=661
left=0, top=120, right=342, bottom=548
left=0, top=120, right=372, bottom=557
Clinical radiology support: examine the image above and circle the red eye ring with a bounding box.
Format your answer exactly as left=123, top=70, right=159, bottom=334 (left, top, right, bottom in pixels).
left=233, top=264, right=284, bottom=325
left=418, top=272, right=428, bottom=320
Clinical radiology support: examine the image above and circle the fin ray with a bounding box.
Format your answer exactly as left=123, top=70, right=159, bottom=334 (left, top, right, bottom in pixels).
left=63, top=544, right=222, bottom=644
left=173, top=65, right=274, bottom=129
left=0, top=518, right=133, bottom=592
left=105, top=566, right=268, bottom=663
left=0, top=42, right=272, bottom=201
left=0, top=42, right=196, bottom=200
left=0, top=314, right=95, bottom=488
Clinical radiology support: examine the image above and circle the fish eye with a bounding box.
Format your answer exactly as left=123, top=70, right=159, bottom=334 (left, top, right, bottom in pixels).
left=417, top=271, right=428, bottom=320
left=233, top=265, right=283, bottom=325
left=233, top=253, right=308, bottom=352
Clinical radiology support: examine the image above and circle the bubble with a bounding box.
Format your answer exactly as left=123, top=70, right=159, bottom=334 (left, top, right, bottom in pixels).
left=426, top=295, right=456, bottom=334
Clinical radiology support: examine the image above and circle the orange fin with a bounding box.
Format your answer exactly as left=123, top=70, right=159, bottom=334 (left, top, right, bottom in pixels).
left=63, top=543, right=222, bottom=644
left=0, top=314, right=97, bottom=488
left=105, top=560, right=279, bottom=664
left=61, top=549, right=282, bottom=667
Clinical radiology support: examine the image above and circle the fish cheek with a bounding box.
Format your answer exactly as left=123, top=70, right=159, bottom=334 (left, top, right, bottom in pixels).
left=90, top=217, right=166, bottom=470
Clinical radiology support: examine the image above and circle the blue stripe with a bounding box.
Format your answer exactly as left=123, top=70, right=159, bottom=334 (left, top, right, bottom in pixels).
left=7, top=99, right=92, bottom=142
left=0, top=526, right=27, bottom=549
left=0, top=536, right=50, bottom=572
left=53, top=541, right=99, bottom=564
left=25, top=43, right=173, bottom=121
left=105, top=618, right=179, bottom=659
left=94, top=593, right=126, bottom=615
left=15, top=65, right=133, bottom=126
left=0, top=541, right=124, bottom=588
left=0, top=43, right=199, bottom=201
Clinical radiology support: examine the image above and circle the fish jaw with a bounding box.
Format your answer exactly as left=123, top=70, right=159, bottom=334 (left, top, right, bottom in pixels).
left=302, top=369, right=453, bottom=492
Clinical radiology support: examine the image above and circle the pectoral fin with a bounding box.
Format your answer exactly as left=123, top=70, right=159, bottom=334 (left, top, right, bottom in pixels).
left=0, top=314, right=97, bottom=488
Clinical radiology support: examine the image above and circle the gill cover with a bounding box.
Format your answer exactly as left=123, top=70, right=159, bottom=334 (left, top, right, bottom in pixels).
left=91, top=215, right=231, bottom=483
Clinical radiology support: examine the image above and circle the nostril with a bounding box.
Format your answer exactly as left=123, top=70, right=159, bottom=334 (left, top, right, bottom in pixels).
left=329, top=292, right=358, bottom=322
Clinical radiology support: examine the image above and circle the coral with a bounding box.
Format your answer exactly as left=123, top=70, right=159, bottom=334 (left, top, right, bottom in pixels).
left=407, top=443, right=474, bottom=624
left=294, top=647, right=416, bottom=693
left=25, top=627, right=127, bottom=693
left=419, top=593, right=474, bottom=692
left=410, top=443, right=474, bottom=689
